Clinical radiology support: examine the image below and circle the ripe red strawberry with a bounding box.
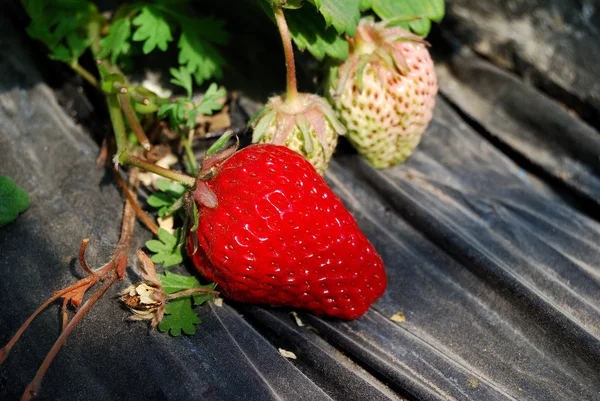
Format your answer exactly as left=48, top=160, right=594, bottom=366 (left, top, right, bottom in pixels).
left=327, top=18, right=438, bottom=168
left=187, top=144, right=386, bottom=320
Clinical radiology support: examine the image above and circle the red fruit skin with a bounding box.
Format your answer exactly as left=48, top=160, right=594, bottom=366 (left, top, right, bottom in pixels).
left=187, top=144, right=387, bottom=320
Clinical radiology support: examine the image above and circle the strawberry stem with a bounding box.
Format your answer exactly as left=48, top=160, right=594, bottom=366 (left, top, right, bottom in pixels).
left=60, top=298, right=69, bottom=331
left=21, top=273, right=119, bottom=401
left=165, top=288, right=219, bottom=300
left=0, top=288, right=73, bottom=365
left=87, top=18, right=132, bottom=156
left=129, top=90, right=150, bottom=105
left=88, top=18, right=130, bottom=155
left=273, top=7, right=298, bottom=104
left=89, top=17, right=109, bottom=71
left=107, top=94, right=128, bottom=153
left=162, top=195, right=185, bottom=217
left=77, top=239, right=95, bottom=276
left=113, top=167, right=159, bottom=235
left=19, top=170, right=139, bottom=400
left=118, top=152, right=196, bottom=187
left=70, top=62, right=98, bottom=88
left=118, top=93, right=151, bottom=151
left=182, top=128, right=199, bottom=176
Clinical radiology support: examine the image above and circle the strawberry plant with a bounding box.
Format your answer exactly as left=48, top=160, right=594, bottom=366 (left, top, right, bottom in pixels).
left=1, top=0, right=444, bottom=399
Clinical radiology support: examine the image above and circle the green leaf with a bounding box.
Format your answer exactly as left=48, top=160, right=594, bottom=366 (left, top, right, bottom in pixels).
left=158, top=228, right=177, bottom=247
left=145, top=228, right=183, bottom=267
left=147, top=192, right=173, bottom=208
left=370, top=0, right=445, bottom=36
left=160, top=271, right=201, bottom=293
left=284, top=6, right=349, bottom=60
left=422, top=0, right=445, bottom=22
left=0, top=176, right=31, bottom=226
left=282, top=0, right=303, bottom=8
left=178, top=19, right=229, bottom=85
left=159, top=271, right=217, bottom=305
left=206, top=130, right=234, bottom=156
left=196, top=83, right=226, bottom=115
left=185, top=109, right=199, bottom=129
left=156, top=179, right=187, bottom=197
left=22, top=0, right=45, bottom=21
left=158, top=102, right=177, bottom=120
left=163, top=252, right=183, bottom=267
left=66, top=31, right=91, bottom=60
left=149, top=251, right=167, bottom=264
left=98, top=18, right=131, bottom=64
left=158, top=275, right=216, bottom=334
left=132, top=6, right=173, bottom=54
left=158, top=99, right=187, bottom=127
left=147, top=179, right=186, bottom=218
left=169, top=66, right=193, bottom=98
left=23, top=0, right=96, bottom=64
left=158, top=297, right=201, bottom=336
left=307, top=0, right=361, bottom=36
left=48, top=45, right=71, bottom=62
left=146, top=239, right=171, bottom=253
left=158, top=85, right=225, bottom=129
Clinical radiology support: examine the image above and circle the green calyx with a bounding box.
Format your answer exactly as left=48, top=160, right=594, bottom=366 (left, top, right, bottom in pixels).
left=251, top=93, right=345, bottom=149
left=330, top=18, right=427, bottom=98
left=192, top=129, right=239, bottom=210
left=250, top=93, right=345, bottom=174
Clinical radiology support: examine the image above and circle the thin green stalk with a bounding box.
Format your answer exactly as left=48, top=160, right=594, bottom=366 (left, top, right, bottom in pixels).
left=163, top=196, right=185, bottom=217
left=183, top=128, right=199, bottom=175
left=165, top=287, right=219, bottom=300
left=113, top=82, right=128, bottom=93
left=119, top=152, right=196, bottom=187
left=107, top=94, right=128, bottom=153
left=89, top=17, right=110, bottom=72
left=89, top=18, right=129, bottom=153
left=273, top=7, right=298, bottom=104
left=130, top=90, right=150, bottom=105
left=183, top=140, right=198, bottom=176
left=118, top=93, right=151, bottom=151
left=70, top=63, right=98, bottom=87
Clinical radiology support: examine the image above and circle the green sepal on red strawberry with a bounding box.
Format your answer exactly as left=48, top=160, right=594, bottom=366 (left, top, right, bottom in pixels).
left=187, top=141, right=386, bottom=320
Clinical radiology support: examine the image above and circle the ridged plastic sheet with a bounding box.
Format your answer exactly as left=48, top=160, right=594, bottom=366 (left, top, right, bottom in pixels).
left=1, top=3, right=600, bottom=401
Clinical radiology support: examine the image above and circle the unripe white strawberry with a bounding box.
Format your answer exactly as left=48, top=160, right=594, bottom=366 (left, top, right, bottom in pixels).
left=327, top=18, right=438, bottom=168
left=250, top=93, right=345, bottom=175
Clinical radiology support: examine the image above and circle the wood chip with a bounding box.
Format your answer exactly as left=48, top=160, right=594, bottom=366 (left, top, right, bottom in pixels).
left=290, top=311, right=305, bottom=327
left=278, top=348, right=297, bottom=360
left=467, top=376, right=479, bottom=388
left=157, top=216, right=174, bottom=234
left=390, top=312, right=406, bottom=323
